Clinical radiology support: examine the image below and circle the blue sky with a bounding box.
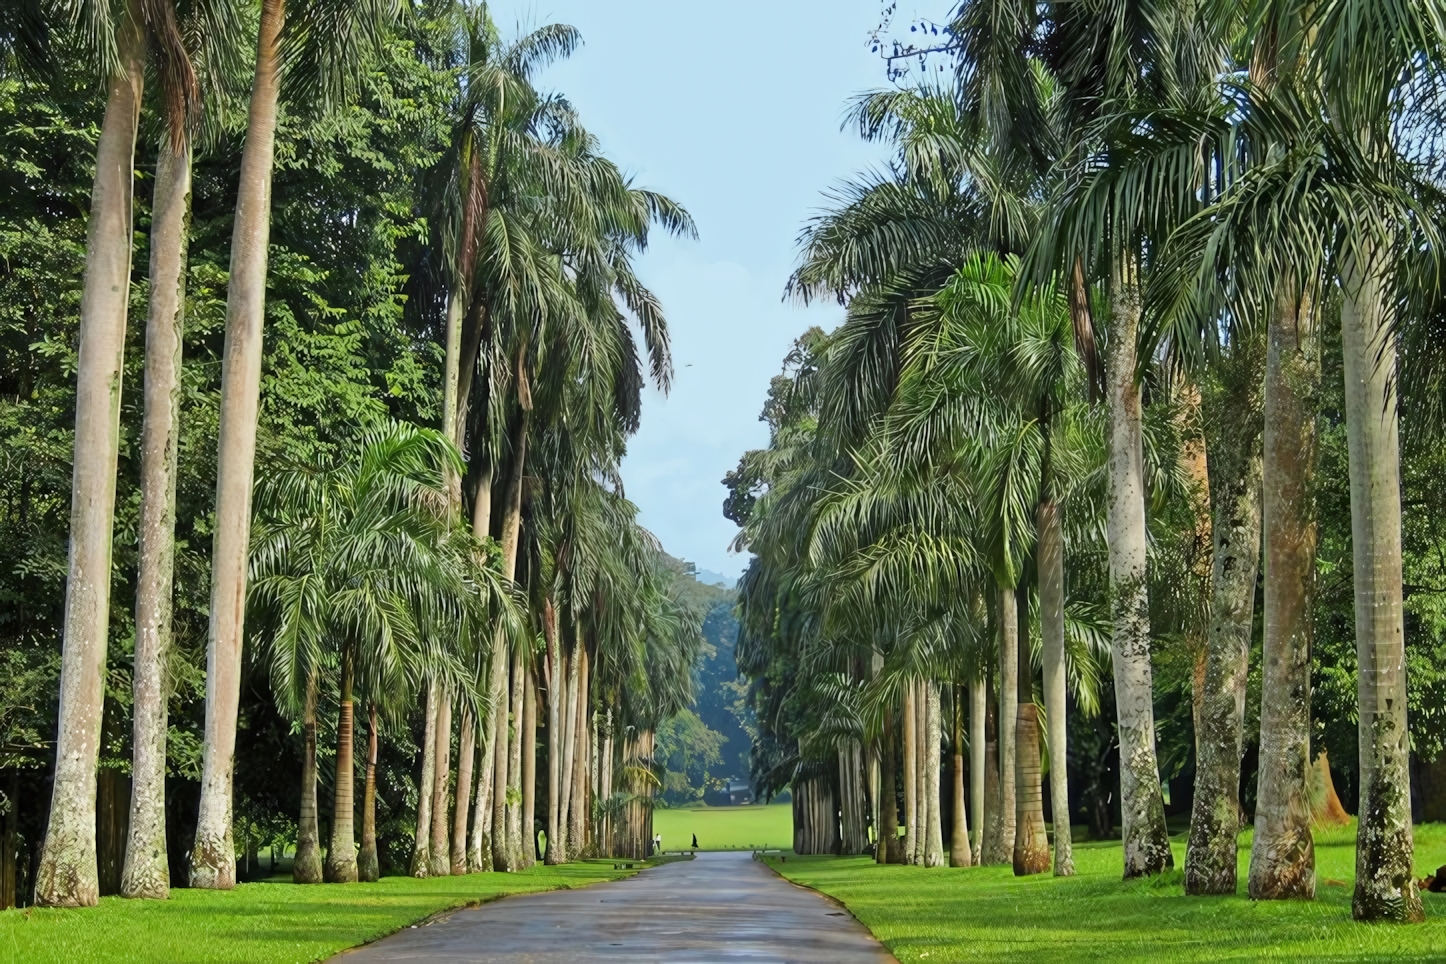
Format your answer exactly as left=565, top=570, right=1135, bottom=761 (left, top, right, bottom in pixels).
left=502, top=1, right=939, bottom=580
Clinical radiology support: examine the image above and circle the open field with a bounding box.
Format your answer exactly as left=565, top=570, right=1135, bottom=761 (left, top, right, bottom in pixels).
left=767, top=821, right=1446, bottom=963
left=653, top=802, right=794, bottom=851
left=0, top=862, right=637, bottom=964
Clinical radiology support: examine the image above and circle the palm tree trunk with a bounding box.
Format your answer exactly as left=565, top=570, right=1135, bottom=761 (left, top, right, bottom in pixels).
left=1105, top=257, right=1172, bottom=878
left=557, top=639, right=580, bottom=864
left=1186, top=337, right=1265, bottom=896
left=451, top=705, right=475, bottom=874
left=466, top=459, right=495, bottom=875
left=1341, top=245, right=1422, bottom=923
left=970, top=673, right=986, bottom=865
left=568, top=646, right=589, bottom=857
left=599, top=711, right=614, bottom=857
left=1249, top=284, right=1318, bottom=900
left=984, top=698, right=1002, bottom=863
left=902, top=681, right=918, bottom=864
left=951, top=686, right=971, bottom=867
left=441, top=286, right=466, bottom=506
left=1038, top=501, right=1073, bottom=876
left=991, top=584, right=1018, bottom=865
left=410, top=680, right=438, bottom=877
left=359, top=704, right=380, bottom=882
left=915, top=680, right=928, bottom=864
left=521, top=667, right=537, bottom=866
left=2, top=772, right=17, bottom=909
left=505, top=650, right=525, bottom=865
left=1015, top=586, right=1049, bottom=875
left=191, top=0, right=286, bottom=890
left=35, top=6, right=145, bottom=910
left=924, top=684, right=945, bottom=867
left=122, top=138, right=191, bottom=902
left=429, top=689, right=453, bottom=877
left=878, top=709, right=899, bottom=863
left=294, top=672, right=323, bottom=883
left=469, top=708, right=492, bottom=873
left=325, top=652, right=358, bottom=883
left=545, top=605, right=563, bottom=864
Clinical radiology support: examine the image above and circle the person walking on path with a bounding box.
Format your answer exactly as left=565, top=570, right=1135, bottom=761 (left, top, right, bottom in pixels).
left=692, top=834, right=698, bottom=850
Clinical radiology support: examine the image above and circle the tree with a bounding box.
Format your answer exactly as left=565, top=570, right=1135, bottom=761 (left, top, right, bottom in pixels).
left=249, top=421, right=502, bottom=883
left=191, top=0, right=403, bottom=888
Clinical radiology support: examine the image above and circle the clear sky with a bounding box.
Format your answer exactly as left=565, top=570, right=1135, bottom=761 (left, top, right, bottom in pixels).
left=500, top=1, right=937, bottom=581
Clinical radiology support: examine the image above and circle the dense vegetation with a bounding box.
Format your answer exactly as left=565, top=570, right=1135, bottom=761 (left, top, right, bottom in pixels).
left=0, top=0, right=706, bottom=910
left=729, top=0, right=1446, bottom=923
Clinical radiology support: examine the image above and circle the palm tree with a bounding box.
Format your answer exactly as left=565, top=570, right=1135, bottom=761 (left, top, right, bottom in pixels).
left=191, top=0, right=403, bottom=888
left=249, top=422, right=499, bottom=883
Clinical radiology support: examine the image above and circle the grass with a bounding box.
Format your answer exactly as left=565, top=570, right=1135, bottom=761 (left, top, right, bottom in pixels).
left=765, top=821, right=1446, bottom=962
left=0, top=861, right=638, bottom=964
left=652, top=801, right=793, bottom=851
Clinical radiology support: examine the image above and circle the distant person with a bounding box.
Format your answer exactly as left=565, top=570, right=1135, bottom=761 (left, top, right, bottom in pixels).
left=692, top=833, right=698, bottom=850
left=652, top=833, right=661, bottom=856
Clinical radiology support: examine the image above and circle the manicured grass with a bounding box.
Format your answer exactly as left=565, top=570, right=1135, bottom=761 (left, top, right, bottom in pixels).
left=653, top=801, right=793, bottom=851
left=0, top=861, right=637, bottom=964
left=767, top=822, right=1446, bottom=962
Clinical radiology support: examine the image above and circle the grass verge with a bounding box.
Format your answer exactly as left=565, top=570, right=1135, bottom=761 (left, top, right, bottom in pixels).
left=766, top=821, right=1446, bottom=962
left=652, top=802, right=793, bottom=851
left=0, top=861, right=636, bottom=964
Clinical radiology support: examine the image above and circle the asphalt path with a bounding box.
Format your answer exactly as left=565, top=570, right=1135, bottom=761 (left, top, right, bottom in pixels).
left=333, top=851, right=896, bottom=963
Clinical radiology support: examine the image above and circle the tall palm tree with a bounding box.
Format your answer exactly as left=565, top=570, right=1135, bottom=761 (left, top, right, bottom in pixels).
left=191, top=0, right=403, bottom=888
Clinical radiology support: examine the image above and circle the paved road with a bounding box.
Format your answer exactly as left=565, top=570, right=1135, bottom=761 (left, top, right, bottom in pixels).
left=334, top=851, right=896, bottom=963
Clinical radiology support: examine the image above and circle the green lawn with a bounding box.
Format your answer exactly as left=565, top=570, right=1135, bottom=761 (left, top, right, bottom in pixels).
left=0, top=861, right=636, bottom=964
left=766, top=821, right=1446, bottom=962
left=653, top=802, right=793, bottom=851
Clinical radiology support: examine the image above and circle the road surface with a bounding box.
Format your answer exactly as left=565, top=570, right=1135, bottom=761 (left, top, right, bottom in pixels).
left=334, top=851, right=896, bottom=963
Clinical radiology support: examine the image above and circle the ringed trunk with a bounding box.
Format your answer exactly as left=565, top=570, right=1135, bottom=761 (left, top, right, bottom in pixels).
left=324, top=654, right=357, bottom=883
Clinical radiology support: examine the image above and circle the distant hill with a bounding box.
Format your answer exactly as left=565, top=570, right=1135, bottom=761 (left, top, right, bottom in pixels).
left=694, top=568, right=734, bottom=588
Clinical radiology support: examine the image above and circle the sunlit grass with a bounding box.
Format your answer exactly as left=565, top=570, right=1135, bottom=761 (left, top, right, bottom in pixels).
left=767, top=821, right=1446, bottom=962
left=0, top=861, right=635, bottom=964
left=652, top=801, right=794, bottom=852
